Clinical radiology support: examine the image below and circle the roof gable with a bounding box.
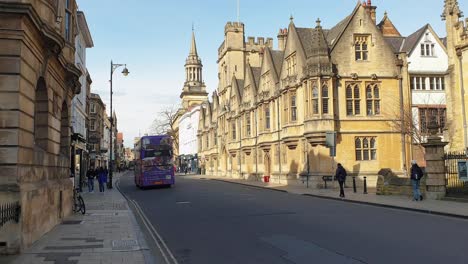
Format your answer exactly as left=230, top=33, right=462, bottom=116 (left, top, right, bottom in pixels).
left=403, top=24, right=447, bottom=56
left=325, top=2, right=361, bottom=51
left=377, top=13, right=402, bottom=37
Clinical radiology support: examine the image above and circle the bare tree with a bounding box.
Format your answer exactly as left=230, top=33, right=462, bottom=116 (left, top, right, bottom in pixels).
left=149, top=106, right=181, bottom=152
left=388, top=95, right=448, bottom=153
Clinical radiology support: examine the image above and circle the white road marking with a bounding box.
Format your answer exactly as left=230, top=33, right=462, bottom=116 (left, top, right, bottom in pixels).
left=131, top=199, right=179, bottom=264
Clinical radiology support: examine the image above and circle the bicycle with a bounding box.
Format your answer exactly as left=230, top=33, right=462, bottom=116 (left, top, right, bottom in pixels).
left=72, top=188, right=86, bottom=215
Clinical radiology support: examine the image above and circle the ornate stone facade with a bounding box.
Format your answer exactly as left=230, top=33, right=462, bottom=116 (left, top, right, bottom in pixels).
left=0, top=0, right=81, bottom=253
left=197, top=2, right=413, bottom=186
left=442, top=0, right=468, bottom=152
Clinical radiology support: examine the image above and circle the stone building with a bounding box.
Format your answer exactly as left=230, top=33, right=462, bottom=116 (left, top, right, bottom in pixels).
left=442, top=0, right=468, bottom=152
left=0, top=0, right=82, bottom=253
left=89, top=93, right=106, bottom=169
left=198, top=1, right=413, bottom=185
left=404, top=24, right=448, bottom=164
left=71, top=11, right=94, bottom=189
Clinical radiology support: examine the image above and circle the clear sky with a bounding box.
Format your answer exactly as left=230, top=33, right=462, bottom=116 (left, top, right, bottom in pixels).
left=77, top=0, right=466, bottom=148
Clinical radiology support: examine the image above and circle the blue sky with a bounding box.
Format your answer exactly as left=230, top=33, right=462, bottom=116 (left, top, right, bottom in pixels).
left=77, top=0, right=466, bottom=147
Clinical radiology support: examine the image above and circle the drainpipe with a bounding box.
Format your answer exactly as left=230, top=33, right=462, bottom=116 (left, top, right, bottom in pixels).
left=277, top=96, right=282, bottom=184
left=255, top=109, right=258, bottom=178
left=398, top=57, right=407, bottom=175
left=239, top=113, right=242, bottom=179
left=457, top=51, right=468, bottom=151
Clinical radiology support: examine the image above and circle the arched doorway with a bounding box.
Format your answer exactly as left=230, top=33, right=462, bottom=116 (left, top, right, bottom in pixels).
left=264, top=151, right=271, bottom=177
left=34, top=77, right=49, bottom=150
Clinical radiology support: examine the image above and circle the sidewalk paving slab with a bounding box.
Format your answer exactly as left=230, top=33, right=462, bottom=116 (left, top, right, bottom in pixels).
left=193, top=174, right=468, bottom=220
left=1, top=173, right=155, bottom=264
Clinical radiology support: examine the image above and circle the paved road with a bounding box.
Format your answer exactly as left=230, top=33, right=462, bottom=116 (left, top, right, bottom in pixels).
left=118, top=172, right=468, bottom=264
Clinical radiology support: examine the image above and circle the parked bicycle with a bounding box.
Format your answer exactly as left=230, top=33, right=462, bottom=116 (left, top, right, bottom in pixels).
left=72, top=188, right=86, bottom=215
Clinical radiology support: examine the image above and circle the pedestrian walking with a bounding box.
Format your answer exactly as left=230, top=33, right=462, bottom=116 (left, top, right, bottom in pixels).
left=98, top=167, right=108, bottom=192
left=86, top=167, right=95, bottom=193
left=335, top=163, right=347, bottom=198
left=410, top=160, right=424, bottom=201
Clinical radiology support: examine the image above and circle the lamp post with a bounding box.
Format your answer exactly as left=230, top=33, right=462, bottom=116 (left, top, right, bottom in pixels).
left=108, top=60, right=129, bottom=189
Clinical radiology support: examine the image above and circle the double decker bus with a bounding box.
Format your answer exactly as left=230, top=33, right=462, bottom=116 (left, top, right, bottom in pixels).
left=134, top=135, right=175, bottom=188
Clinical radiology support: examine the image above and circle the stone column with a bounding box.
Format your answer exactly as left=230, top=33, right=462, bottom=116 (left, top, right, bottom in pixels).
left=422, top=128, right=448, bottom=200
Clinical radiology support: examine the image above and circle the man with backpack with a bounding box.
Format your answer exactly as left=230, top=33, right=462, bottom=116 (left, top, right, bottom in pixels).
left=410, top=160, right=424, bottom=201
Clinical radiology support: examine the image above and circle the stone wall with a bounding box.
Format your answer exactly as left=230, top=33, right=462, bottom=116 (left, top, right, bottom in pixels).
left=0, top=1, right=80, bottom=254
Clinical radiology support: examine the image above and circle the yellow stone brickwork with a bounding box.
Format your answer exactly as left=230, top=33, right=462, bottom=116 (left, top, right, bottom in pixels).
left=0, top=1, right=82, bottom=253
left=198, top=3, right=413, bottom=184
left=443, top=0, right=468, bottom=151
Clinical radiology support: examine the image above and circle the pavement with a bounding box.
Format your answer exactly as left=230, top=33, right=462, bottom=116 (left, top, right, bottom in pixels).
left=2, top=172, right=154, bottom=264
left=193, top=174, right=468, bottom=219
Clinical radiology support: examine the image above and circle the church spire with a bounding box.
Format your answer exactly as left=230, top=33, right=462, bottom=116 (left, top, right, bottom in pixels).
left=190, top=29, right=198, bottom=56
left=180, top=27, right=208, bottom=109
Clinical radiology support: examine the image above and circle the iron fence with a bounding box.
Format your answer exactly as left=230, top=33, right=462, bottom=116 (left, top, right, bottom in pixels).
left=444, top=151, right=468, bottom=197
left=0, top=202, right=21, bottom=228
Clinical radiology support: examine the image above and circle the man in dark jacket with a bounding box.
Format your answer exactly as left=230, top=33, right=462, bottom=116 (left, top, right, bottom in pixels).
left=410, top=160, right=424, bottom=201
left=335, top=163, right=347, bottom=198
left=86, top=167, right=95, bottom=193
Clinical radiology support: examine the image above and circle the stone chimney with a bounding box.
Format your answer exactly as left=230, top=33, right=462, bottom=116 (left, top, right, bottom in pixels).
left=362, top=0, right=377, bottom=24
left=277, top=28, right=288, bottom=51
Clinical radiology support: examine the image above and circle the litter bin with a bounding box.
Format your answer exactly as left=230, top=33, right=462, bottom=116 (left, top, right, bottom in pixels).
left=263, top=175, right=270, bottom=183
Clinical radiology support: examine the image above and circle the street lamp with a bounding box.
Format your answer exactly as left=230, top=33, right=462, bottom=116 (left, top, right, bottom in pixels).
left=108, top=60, right=129, bottom=189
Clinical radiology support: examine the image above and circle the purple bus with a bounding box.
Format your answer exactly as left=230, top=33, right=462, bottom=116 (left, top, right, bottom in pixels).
left=134, top=135, right=175, bottom=188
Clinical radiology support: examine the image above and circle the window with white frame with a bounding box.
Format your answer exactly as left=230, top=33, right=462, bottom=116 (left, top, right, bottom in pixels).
left=420, top=43, right=435, bottom=57
left=411, top=76, right=445, bottom=90
left=90, top=103, right=96, bottom=113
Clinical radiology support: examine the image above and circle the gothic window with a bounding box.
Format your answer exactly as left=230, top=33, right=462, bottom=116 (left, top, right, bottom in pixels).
left=214, top=131, right=217, bottom=145
left=283, top=94, right=289, bottom=123
left=355, top=137, right=377, bottom=161
left=346, top=84, right=360, bottom=116
left=366, top=84, right=380, bottom=116
left=286, top=53, right=297, bottom=76
left=265, top=105, right=271, bottom=130
left=312, top=85, right=319, bottom=115
left=322, top=84, right=329, bottom=114
left=291, top=92, right=297, bottom=121
left=246, top=113, right=251, bottom=136
left=231, top=121, right=236, bottom=140
left=354, top=35, right=369, bottom=61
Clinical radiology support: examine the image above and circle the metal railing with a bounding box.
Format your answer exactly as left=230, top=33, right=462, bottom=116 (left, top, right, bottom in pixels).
left=0, top=202, right=21, bottom=228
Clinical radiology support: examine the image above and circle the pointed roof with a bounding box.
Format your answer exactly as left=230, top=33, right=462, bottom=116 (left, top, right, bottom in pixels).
left=190, top=30, right=198, bottom=56
left=270, top=49, right=284, bottom=78
left=325, top=2, right=361, bottom=50
left=401, top=24, right=429, bottom=54
left=377, top=12, right=402, bottom=37
left=401, top=24, right=447, bottom=55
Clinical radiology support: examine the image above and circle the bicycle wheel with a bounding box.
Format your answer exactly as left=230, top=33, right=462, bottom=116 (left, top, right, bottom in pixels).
left=78, top=196, right=86, bottom=215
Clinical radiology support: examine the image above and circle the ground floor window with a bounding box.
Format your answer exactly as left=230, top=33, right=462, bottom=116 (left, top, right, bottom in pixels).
left=355, top=137, right=377, bottom=161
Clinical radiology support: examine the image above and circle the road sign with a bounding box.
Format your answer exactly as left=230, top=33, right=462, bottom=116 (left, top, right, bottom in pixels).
left=325, top=131, right=336, bottom=148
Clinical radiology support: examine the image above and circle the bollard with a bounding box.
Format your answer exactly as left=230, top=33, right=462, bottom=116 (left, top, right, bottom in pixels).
left=353, top=176, right=357, bottom=193
left=363, top=176, right=368, bottom=194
